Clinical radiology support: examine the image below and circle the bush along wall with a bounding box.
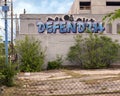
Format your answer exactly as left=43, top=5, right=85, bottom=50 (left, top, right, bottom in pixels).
left=47, top=55, right=63, bottom=70
left=1, top=65, right=16, bottom=87
left=67, top=33, right=120, bottom=69
left=16, top=36, right=45, bottom=72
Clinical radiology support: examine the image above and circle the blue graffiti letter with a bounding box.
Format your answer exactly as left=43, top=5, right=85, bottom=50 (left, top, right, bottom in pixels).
left=37, top=22, right=45, bottom=33
left=77, top=22, right=85, bottom=33
left=97, top=23, right=105, bottom=32
left=60, top=21, right=67, bottom=33
left=53, top=21, right=60, bottom=33
left=46, top=21, right=53, bottom=33
left=67, top=21, right=77, bottom=33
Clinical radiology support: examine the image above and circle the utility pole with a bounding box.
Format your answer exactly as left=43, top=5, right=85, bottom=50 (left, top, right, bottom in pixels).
left=2, top=0, right=9, bottom=65
left=11, top=0, right=13, bottom=54
left=15, top=14, right=19, bottom=37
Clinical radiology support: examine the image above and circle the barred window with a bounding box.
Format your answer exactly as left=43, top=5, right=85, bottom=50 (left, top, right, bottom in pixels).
left=106, top=2, right=120, bottom=6
left=80, top=2, right=91, bottom=10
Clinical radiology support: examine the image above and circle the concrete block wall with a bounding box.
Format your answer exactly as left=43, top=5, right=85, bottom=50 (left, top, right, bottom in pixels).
left=17, top=14, right=120, bottom=67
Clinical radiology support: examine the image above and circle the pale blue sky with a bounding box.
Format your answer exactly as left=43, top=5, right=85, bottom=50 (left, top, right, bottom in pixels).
left=14, top=0, right=74, bottom=14
left=0, top=0, right=74, bottom=41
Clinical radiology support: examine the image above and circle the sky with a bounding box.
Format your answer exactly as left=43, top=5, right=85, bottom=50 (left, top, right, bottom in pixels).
left=0, top=0, right=74, bottom=41
left=14, top=0, right=74, bottom=14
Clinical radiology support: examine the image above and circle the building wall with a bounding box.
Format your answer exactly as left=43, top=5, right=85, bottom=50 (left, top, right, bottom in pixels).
left=69, top=0, right=120, bottom=14
left=18, top=14, right=120, bottom=68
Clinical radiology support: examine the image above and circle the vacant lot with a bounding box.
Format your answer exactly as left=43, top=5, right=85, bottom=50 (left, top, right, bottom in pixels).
left=1, top=69, right=120, bottom=96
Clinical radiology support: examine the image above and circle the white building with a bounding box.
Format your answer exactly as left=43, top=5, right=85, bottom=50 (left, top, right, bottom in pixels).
left=69, top=0, right=120, bottom=34
left=69, top=0, right=120, bottom=14
left=17, top=0, right=120, bottom=67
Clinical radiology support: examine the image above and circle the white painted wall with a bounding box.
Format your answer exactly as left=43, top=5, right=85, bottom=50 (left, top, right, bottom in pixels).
left=17, top=14, right=120, bottom=68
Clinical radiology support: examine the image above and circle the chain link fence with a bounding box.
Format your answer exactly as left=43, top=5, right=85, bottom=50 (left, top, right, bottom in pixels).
left=0, top=69, right=120, bottom=96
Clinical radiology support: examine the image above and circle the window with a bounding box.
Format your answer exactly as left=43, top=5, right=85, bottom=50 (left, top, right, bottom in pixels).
left=106, top=2, right=120, bottom=6
left=28, top=23, right=35, bottom=33
left=80, top=2, right=91, bottom=10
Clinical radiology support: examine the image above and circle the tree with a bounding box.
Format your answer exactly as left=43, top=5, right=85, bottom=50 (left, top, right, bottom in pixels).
left=0, top=36, right=5, bottom=67
left=103, top=9, right=120, bottom=22
left=16, top=36, right=45, bottom=72
left=67, top=34, right=120, bottom=69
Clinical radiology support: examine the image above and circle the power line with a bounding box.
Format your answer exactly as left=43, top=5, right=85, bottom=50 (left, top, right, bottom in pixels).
left=1, top=17, right=41, bottom=20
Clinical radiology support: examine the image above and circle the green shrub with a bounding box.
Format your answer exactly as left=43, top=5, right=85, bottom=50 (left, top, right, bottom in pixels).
left=0, top=65, right=16, bottom=87
left=67, top=33, right=120, bottom=69
left=16, top=36, right=45, bottom=72
left=0, top=56, right=5, bottom=71
left=0, top=37, right=16, bottom=87
left=47, top=55, right=63, bottom=70
left=0, top=72, right=4, bottom=86
left=0, top=41, right=5, bottom=69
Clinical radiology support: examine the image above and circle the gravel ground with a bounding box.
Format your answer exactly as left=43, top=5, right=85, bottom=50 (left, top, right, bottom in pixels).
left=1, top=69, right=120, bottom=96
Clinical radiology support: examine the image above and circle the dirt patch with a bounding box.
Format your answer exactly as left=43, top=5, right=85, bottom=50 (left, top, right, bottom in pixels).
left=1, top=69, right=120, bottom=96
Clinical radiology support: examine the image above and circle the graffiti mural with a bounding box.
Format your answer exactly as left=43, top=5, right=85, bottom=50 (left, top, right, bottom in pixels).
left=37, top=15, right=105, bottom=33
